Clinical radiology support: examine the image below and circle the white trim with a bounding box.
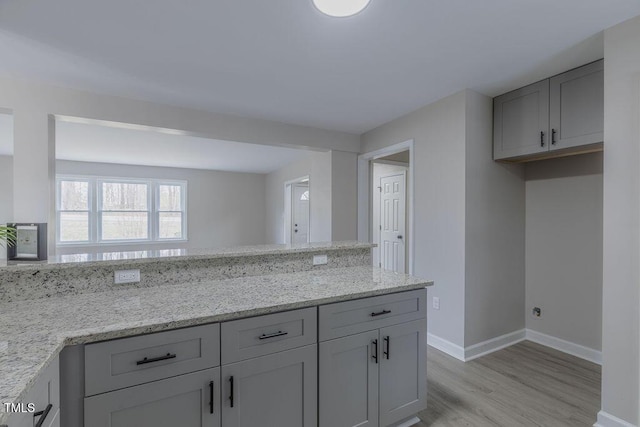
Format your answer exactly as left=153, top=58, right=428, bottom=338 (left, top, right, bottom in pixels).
left=594, top=411, right=637, bottom=427
left=393, top=416, right=421, bottom=427
left=526, top=329, right=602, bottom=365
left=358, top=139, right=415, bottom=274
left=372, top=159, right=410, bottom=167
left=427, top=333, right=465, bottom=361
left=464, top=329, right=526, bottom=362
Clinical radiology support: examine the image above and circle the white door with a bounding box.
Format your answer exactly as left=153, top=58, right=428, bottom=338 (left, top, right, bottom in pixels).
left=292, top=184, right=309, bottom=244
left=380, top=173, right=406, bottom=273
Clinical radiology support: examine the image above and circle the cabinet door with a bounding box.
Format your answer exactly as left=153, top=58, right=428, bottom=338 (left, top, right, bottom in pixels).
left=493, top=79, right=550, bottom=160
left=84, top=367, right=220, bottom=427
left=549, top=60, right=603, bottom=150
left=379, top=319, right=427, bottom=427
left=319, top=330, right=379, bottom=427
left=221, top=345, right=317, bottom=427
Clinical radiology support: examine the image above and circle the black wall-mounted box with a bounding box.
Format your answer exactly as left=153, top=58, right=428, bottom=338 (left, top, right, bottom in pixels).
left=7, top=223, right=48, bottom=261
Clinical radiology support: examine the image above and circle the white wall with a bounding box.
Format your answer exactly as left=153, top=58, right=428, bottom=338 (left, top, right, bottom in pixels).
left=371, top=162, right=408, bottom=269
left=600, top=15, right=640, bottom=425
left=56, top=160, right=266, bottom=254
left=464, top=90, right=526, bottom=347
left=525, top=153, right=603, bottom=352
left=264, top=151, right=332, bottom=244
left=362, top=91, right=468, bottom=347
left=0, top=155, right=13, bottom=260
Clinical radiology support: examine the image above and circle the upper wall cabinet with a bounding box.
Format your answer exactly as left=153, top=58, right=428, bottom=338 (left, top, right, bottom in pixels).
left=493, top=60, right=604, bottom=162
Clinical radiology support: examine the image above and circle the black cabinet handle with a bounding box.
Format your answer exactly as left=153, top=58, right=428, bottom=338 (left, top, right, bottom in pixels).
left=209, top=381, right=214, bottom=414
left=384, top=336, right=390, bottom=360
left=136, top=353, right=176, bottom=365
left=34, top=403, right=52, bottom=427
left=540, top=131, right=545, bottom=147
left=229, top=376, right=234, bottom=408
left=372, top=339, right=378, bottom=363
left=371, top=309, right=391, bottom=317
left=552, top=128, right=557, bottom=145
left=258, top=331, right=288, bottom=340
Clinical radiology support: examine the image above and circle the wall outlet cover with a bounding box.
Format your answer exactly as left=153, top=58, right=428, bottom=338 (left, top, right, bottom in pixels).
left=114, top=269, right=141, bottom=284
left=313, top=254, right=328, bottom=265
left=433, top=296, right=440, bottom=310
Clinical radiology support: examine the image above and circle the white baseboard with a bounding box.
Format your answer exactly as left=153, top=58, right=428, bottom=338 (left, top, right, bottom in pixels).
left=526, top=329, right=602, bottom=365
left=464, top=329, right=526, bottom=361
left=427, top=333, right=465, bottom=361
left=594, top=411, right=637, bottom=427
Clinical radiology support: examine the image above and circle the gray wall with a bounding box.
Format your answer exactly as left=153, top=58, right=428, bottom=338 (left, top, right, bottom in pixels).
left=0, top=155, right=13, bottom=260
left=525, top=153, right=603, bottom=352
left=464, top=91, right=526, bottom=347
left=601, top=15, right=640, bottom=425
left=56, top=160, right=266, bottom=254
left=362, top=91, right=468, bottom=347
left=331, top=150, right=358, bottom=242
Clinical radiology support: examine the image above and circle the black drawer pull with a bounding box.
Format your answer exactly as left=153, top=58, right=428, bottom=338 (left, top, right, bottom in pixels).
left=384, top=336, right=390, bottom=360
left=229, top=376, right=235, bottom=408
left=136, top=352, right=176, bottom=365
left=371, top=309, right=391, bottom=317
left=552, top=128, right=557, bottom=145
left=540, top=131, right=545, bottom=147
left=259, top=330, right=288, bottom=340
left=34, top=403, right=52, bottom=427
left=209, top=381, right=214, bottom=414
left=372, top=339, right=378, bottom=364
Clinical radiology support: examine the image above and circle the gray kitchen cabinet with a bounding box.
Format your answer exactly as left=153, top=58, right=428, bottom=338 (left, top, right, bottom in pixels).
left=549, top=60, right=604, bottom=151
left=319, top=289, right=428, bottom=427
left=319, top=330, right=379, bottom=427
left=7, top=356, right=60, bottom=427
left=84, top=367, right=220, bottom=427
left=493, top=60, right=603, bottom=161
left=493, top=79, right=550, bottom=160
left=221, top=345, right=317, bottom=427
left=378, top=320, right=427, bottom=427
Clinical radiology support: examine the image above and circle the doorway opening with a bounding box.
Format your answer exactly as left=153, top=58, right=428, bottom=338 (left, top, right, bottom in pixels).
left=284, top=176, right=310, bottom=244
left=357, top=140, right=414, bottom=274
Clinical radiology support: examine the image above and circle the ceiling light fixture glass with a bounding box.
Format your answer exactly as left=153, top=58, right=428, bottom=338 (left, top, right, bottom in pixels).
left=312, top=0, right=371, bottom=17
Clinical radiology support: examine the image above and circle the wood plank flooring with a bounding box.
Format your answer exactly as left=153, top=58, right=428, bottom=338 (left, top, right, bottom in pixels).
left=415, top=341, right=601, bottom=427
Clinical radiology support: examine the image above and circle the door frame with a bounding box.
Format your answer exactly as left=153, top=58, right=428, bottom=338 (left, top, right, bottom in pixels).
left=358, top=139, right=414, bottom=274
left=284, top=175, right=310, bottom=244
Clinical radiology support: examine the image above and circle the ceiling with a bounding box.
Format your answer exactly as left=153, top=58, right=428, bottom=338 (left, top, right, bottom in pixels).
left=0, top=116, right=313, bottom=173
left=0, top=1, right=639, bottom=134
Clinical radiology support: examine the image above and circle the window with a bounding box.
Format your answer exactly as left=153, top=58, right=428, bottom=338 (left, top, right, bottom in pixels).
left=57, top=176, right=187, bottom=245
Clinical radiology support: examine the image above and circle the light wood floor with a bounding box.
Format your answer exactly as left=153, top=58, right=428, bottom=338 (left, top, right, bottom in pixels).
left=415, top=341, right=601, bottom=427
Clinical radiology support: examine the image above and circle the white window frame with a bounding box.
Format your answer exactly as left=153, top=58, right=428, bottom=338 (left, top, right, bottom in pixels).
left=56, top=175, right=187, bottom=246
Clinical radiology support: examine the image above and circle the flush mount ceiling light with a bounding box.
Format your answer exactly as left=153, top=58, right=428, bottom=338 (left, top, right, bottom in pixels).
left=312, top=0, right=371, bottom=17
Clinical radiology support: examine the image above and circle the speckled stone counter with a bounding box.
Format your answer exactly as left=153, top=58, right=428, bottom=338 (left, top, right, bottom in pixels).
left=0, top=241, right=373, bottom=302
left=0, top=265, right=432, bottom=425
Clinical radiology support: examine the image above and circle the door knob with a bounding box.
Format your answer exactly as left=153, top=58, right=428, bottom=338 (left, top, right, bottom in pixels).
left=294, top=230, right=298, bottom=233
left=397, top=235, right=403, bottom=239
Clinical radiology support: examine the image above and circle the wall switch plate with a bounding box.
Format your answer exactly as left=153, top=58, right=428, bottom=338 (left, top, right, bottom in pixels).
left=114, top=269, right=141, bottom=284
left=313, top=254, right=328, bottom=265
left=433, top=297, right=440, bottom=310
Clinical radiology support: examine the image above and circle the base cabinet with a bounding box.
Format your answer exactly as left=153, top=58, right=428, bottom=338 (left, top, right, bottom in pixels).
left=221, top=345, right=317, bottom=427
left=318, top=290, right=428, bottom=427
left=84, top=368, right=221, bottom=427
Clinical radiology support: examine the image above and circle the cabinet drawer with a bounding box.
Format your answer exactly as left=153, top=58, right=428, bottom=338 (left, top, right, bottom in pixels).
left=8, top=356, right=60, bottom=427
left=221, top=307, right=317, bottom=364
left=319, top=289, right=426, bottom=341
left=85, top=323, right=220, bottom=396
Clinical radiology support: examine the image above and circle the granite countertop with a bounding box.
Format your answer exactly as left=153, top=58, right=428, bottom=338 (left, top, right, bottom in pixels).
left=0, top=241, right=374, bottom=272
left=0, top=265, right=432, bottom=424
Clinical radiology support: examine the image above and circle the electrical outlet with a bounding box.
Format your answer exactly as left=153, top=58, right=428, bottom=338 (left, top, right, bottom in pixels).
left=432, top=297, right=440, bottom=310
left=313, top=254, right=328, bottom=265
left=532, top=307, right=541, bottom=317
left=114, top=269, right=141, bottom=284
